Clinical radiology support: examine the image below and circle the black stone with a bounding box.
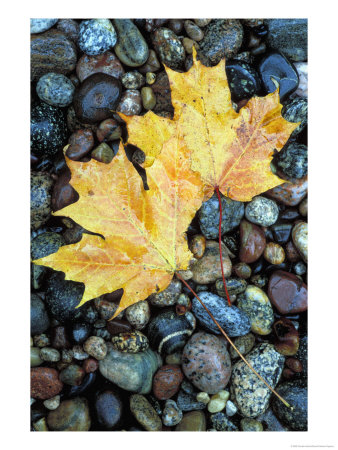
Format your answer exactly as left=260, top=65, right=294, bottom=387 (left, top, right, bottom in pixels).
left=31, top=102, right=68, bottom=158
left=251, top=23, right=268, bottom=38
left=274, top=142, right=307, bottom=179
left=272, top=380, right=308, bottom=431
left=226, top=60, right=261, bottom=101
left=258, top=51, right=299, bottom=101
left=271, top=223, right=293, bottom=244
left=31, top=293, right=50, bottom=335
left=71, top=322, right=92, bottom=344
left=95, top=390, right=123, bottom=429
left=265, top=19, right=307, bottom=62
left=282, top=97, right=308, bottom=137
left=279, top=208, right=301, bottom=221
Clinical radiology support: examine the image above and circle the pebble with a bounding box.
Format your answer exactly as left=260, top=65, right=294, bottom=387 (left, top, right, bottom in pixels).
left=111, top=330, right=149, bottom=353
left=33, top=333, right=50, bottom=348
left=264, top=242, right=285, bottom=265
left=258, top=51, right=299, bottom=101
left=56, top=19, right=79, bottom=43
left=31, top=293, right=50, bottom=335
left=266, top=177, right=308, bottom=206
left=141, top=86, right=156, bottom=110
left=78, top=19, right=117, bottom=56
left=146, top=72, right=156, bottom=85
left=268, top=270, right=307, bottom=314
left=106, top=318, right=132, bottom=335
left=31, top=367, right=63, bottom=400
left=95, top=390, right=123, bottom=429
left=83, top=358, right=99, bottom=373
left=94, top=297, right=119, bottom=320
left=239, top=219, right=266, bottom=263
left=250, top=274, right=268, bottom=289
left=192, top=291, right=251, bottom=336
left=31, top=172, right=53, bottom=230
left=257, top=407, right=288, bottom=431
left=45, top=272, right=85, bottom=322
left=175, top=411, right=206, bottom=431
left=139, top=49, right=161, bottom=74
left=299, top=197, right=308, bottom=217
left=32, top=417, right=49, bottom=431
left=76, top=52, right=124, bottom=83
left=199, top=19, right=243, bottom=65
left=66, top=129, right=94, bottom=160
left=207, top=390, right=229, bottom=413
left=226, top=400, right=238, bottom=416
left=191, top=240, right=232, bottom=284
left=43, top=395, right=60, bottom=411
left=282, top=97, right=308, bottom=137
left=72, top=345, right=89, bottom=360
left=168, top=19, right=184, bottom=34
left=36, top=72, right=75, bottom=107
left=117, top=89, right=142, bottom=115
left=272, top=380, right=307, bottom=430
left=39, top=347, right=60, bottom=362
left=73, top=73, right=122, bottom=123
left=96, top=118, right=122, bottom=143
left=62, top=349, right=74, bottom=363
left=215, top=277, right=247, bottom=297
left=31, top=102, right=68, bottom=158
left=245, top=196, right=279, bottom=227
left=182, top=332, right=231, bottom=394
left=31, top=19, right=58, bottom=34
left=31, top=30, right=77, bottom=81
left=275, top=142, right=307, bottom=179
left=162, top=399, right=183, bottom=426
left=122, top=71, right=145, bottom=89
left=152, top=28, right=185, bottom=69
left=292, top=221, right=308, bottom=262
left=182, top=38, right=199, bottom=55
left=196, top=392, right=210, bottom=404
left=294, top=62, right=308, bottom=97
left=149, top=279, right=182, bottom=307
left=151, top=71, right=174, bottom=118
left=83, top=336, right=107, bottom=360
left=47, top=397, right=91, bottom=431
left=226, top=60, right=261, bottom=101
left=229, top=332, right=256, bottom=359
left=31, top=232, right=64, bottom=261
left=274, top=317, right=300, bottom=356
left=184, top=20, right=204, bottom=41
left=233, top=262, right=252, bottom=279
left=294, top=261, right=307, bottom=276
left=31, top=347, right=43, bottom=367
left=125, top=300, right=150, bottom=330
left=271, top=223, right=293, bottom=245
left=240, top=418, right=264, bottom=431
left=237, top=285, right=274, bottom=335
left=198, top=193, right=244, bottom=238
left=152, top=365, right=184, bottom=400
left=231, top=343, right=285, bottom=417
left=130, top=394, right=162, bottom=431
left=113, top=19, right=149, bottom=67
left=265, top=19, right=308, bottom=62
left=188, top=235, right=206, bottom=260
left=210, top=412, right=238, bottom=431
left=177, top=389, right=206, bottom=411
left=148, top=309, right=196, bottom=354
left=66, top=372, right=96, bottom=398
left=71, top=322, right=92, bottom=345
left=59, top=364, right=85, bottom=386
left=99, top=344, right=161, bottom=393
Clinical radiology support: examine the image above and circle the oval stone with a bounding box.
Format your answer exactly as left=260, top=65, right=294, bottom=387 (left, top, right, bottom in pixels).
left=266, top=177, right=307, bottom=206
left=191, top=240, right=232, bottom=284
left=152, top=365, right=184, bottom=400
left=113, top=19, right=149, bottom=67
left=130, top=394, right=162, bottom=431
left=237, top=285, right=274, bottom=335
left=95, top=390, right=123, bottom=429
left=292, top=221, right=307, bottom=262
left=239, top=220, right=266, bottom=263
left=152, top=28, right=185, bottom=70
left=76, top=52, right=125, bottom=83
left=31, top=367, right=63, bottom=400
left=175, top=411, right=206, bottom=431
left=47, top=397, right=91, bottom=431
left=182, top=332, right=231, bottom=394
left=268, top=270, right=307, bottom=314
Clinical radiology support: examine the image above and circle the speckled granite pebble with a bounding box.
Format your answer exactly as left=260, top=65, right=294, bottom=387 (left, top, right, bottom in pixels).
left=245, top=196, right=279, bottom=227
left=31, top=19, right=58, bottom=34
left=210, top=412, right=238, bottom=431
left=275, top=142, right=307, bottom=179
left=282, top=97, right=308, bottom=137
left=149, top=279, right=182, bottom=307
left=78, top=19, right=117, bottom=56
left=237, top=285, right=274, bottom=335
left=182, top=332, right=231, bottom=394
left=31, top=172, right=53, bottom=230
left=36, top=72, right=75, bottom=107
left=162, top=399, right=183, bottom=426
left=130, top=394, right=162, bottom=431
left=229, top=333, right=255, bottom=359
left=152, top=28, right=185, bottom=69
left=231, top=343, right=285, bottom=418
left=265, top=19, right=307, bottom=62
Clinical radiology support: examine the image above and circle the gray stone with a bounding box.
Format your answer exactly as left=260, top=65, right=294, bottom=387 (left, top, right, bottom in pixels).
left=177, top=390, right=206, bottom=411
left=148, top=279, right=182, bottom=307
left=31, top=19, right=58, bottom=34
left=245, top=196, right=279, bottom=227
left=152, top=28, right=185, bottom=69
left=257, top=407, right=288, bottom=431
left=198, top=192, right=244, bottom=239
left=231, top=343, right=285, bottom=417
left=275, top=142, right=307, bottom=179
left=162, top=399, right=183, bottom=426
left=99, top=344, right=162, bottom=394
left=282, top=97, right=308, bottom=137
left=192, top=291, right=251, bottom=337
left=78, top=19, right=117, bottom=56
left=210, top=412, right=238, bottom=431
left=31, top=294, right=50, bottom=335
left=265, top=19, right=307, bottom=62
left=229, top=333, right=255, bottom=359
left=113, top=19, right=149, bottom=67
left=36, top=72, right=75, bottom=107
left=272, top=380, right=308, bottom=431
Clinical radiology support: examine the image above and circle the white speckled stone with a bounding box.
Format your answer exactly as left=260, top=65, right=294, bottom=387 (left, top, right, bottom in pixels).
left=31, top=19, right=58, bottom=34
left=78, top=19, right=117, bottom=56
left=292, top=221, right=308, bottom=262
left=237, top=285, right=274, bottom=335
left=294, top=62, right=308, bottom=98
left=245, top=196, right=279, bottom=227
left=36, top=72, right=75, bottom=107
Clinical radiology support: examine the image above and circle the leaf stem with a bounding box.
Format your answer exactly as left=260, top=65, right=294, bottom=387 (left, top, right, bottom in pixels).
left=175, top=271, right=292, bottom=410
left=215, top=186, right=231, bottom=306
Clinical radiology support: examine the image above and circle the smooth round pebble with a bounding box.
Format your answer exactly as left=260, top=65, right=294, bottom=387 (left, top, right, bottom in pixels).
left=78, top=19, right=117, bottom=56
left=292, top=221, right=308, bottom=262
left=152, top=365, right=184, bottom=400
left=245, top=196, right=279, bottom=227
left=47, top=397, right=91, bottom=431
left=175, top=411, right=206, bottom=431
left=36, top=72, right=75, bottom=107
left=39, top=347, right=61, bottom=362
left=240, top=418, right=264, bottom=431
left=95, top=390, right=123, bottom=429
left=31, top=19, right=58, bottom=34
left=83, top=336, right=107, bottom=360
left=125, top=300, right=150, bottom=330
left=113, top=19, right=149, bottom=67
left=43, top=395, right=60, bottom=411
left=130, top=394, right=162, bottom=431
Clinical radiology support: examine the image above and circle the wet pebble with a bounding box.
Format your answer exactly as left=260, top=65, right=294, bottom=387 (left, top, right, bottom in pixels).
left=231, top=343, right=285, bottom=417
left=240, top=418, right=263, bottom=431
left=294, top=62, right=308, bottom=97
left=31, top=347, right=43, bottom=367
left=239, top=220, right=266, bottom=263
left=215, top=277, right=247, bottom=297
left=207, top=390, right=229, bottom=413
left=66, top=129, right=94, bottom=160
left=95, top=390, right=123, bottom=429
left=36, top=72, right=74, bottom=107
left=71, top=322, right=92, bottom=345
left=113, top=19, right=149, bottom=67
left=294, top=261, right=307, bottom=276
left=210, top=412, right=238, bottom=431
left=59, top=363, right=85, bottom=386
left=272, top=380, right=307, bottom=430
left=265, top=19, right=307, bottom=62
left=31, top=172, right=53, bottom=230
left=72, top=345, right=89, bottom=361
left=198, top=193, right=244, bottom=238
left=111, top=330, right=149, bottom=353
left=78, top=19, right=117, bottom=56
left=152, top=365, right=184, bottom=400
left=149, top=279, right=182, bottom=307
left=175, top=411, right=206, bottom=431
left=275, top=142, right=307, bottom=179
left=43, top=395, right=60, bottom=411
left=233, top=262, right=252, bottom=279
left=268, top=270, right=307, bottom=314
left=130, top=394, right=162, bottom=431
left=31, top=293, right=50, bottom=335
left=191, top=240, right=232, bottom=284
left=162, top=399, right=183, bottom=426
left=184, top=20, right=204, bottom=41
left=76, top=51, right=124, bottom=82
left=56, top=19, right=79, bottom=43
left=99, top=344, right=161, bottom=393
left=47, top=397, right=91, bottom=431
left=125, top=300, right=150, bottom=330
left=122, top=71, right=145, bottom=89
left=282, top=97, right=308, bottom=137
left=117, top=89, right=142, bottom=115
left=266, top=177, right=308, bottom=206
left=152, top=28, right=185, bottom=69
left=83, top=336, right=107, bottom=360
left=237, top=285, right=274, bottom=335
left=245, top=196, right=279, bottom=227
left=39, top=347, right=60, bottom=362
left=31, top=19, right=58, bottom=34
left=141, top=86, right=156, bottom=110
left=292, top=221, right=308, bottom=262
left=192, top=291, right=251, bottom=336
left=226, top=60, right=261, bottom=101
left=182, top=332, right=231, bottom=394
left=139, top=49, right=161, bottom=74
left=31, top=367, right=63, bottom=400
left=229, top=333, right=256, bottom=359
left=177, top=389, right=206, bottom=412
left=264, top=242, right=285, bottom=265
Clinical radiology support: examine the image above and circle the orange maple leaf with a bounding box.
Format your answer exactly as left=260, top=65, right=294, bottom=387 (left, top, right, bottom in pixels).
left=121, top=48, right=299, bottom=202
left=33, top=140, right=205, bottom=316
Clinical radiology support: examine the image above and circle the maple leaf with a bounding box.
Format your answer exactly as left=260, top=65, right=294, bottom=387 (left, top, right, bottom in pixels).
left=121, top=48, right=299, bottom=202
left=33, top=140, right=205, bottom=316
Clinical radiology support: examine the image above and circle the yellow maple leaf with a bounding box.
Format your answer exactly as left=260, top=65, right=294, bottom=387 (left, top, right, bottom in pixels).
left=33, top=140, right=205, bottom=316
left=121, top=48, right=299, bottom=202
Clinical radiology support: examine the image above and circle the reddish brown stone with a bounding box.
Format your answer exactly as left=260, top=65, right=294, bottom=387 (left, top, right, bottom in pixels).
left=83, top=358, right=99, bottom=373
left=266, top=177, right=307, bottom=206
left=268, top=270, right=307, bottom=314
left=96, top=118, right=122, bottom=142
left=239, top=220, right=266, bottom=263
left=153, top=365, right=184, bottom=400
left=273, top=318, right=299, bottom=356
left=233, top=262, right=252, bottom=279
left=189, top=234, right=206, bottom=259
left=51, top=169, right=78, bottom=212
left=76, top=52, right=125, bottom=83
left=151, top=71, right=174, bottom=118
left=106, top=318, right=132, bottom=335
left=285, top=241, right=301, bottom=262
left=285, top=357, right=303, bottom=373
left=51, top=326, right=71, bottom=349
left=66, top=129, right=94, bottom=161
left=31, top=367, right=63, bottom=400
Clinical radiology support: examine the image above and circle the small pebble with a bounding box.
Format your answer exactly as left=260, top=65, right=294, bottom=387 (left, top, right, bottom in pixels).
left=299, top=198, right=308, bottom=216
left=122, top=71, right=145, bottom=89
left=72, top=345, right=89, bottom=361
left=130, top=394, right=162, bottom=431
left=91, top=143, right=114, bottom=164
left=196, top=392, right=210, bottom=404
left=264, top=242, right=285, bottom=265
left=76, top=52, right=124, bottom=82
left=59, top=364, right=85, bottom=386
left=31, top=347, right=43, bottom=367
left=292, top=221, right=308, bottom=262
left=31, top=172, right=54, bottom=228
left=83, top=336, right=107, bottom=360
left=226, top=400, right=238, bottom=416
left=125, top=300, right=150, bottom=330
left=233, top=262, right=252, bottom=279
left=152, top=28, right=185, bottom=70
left=240, top=418, right=264, bottom=431
left=162, top=399, right=183, bottom=426
left=146, top=72, right=156, bottom=85
left=237, top=285, right=274, bottom=335
left=229, top=333, right=256, bottom=359
left=113, top=19, right=149, bottom=67
left=149, top=279, right=182, bottom=307
left=207, top=390, right=229, bottom=413
left=33, top=334, right=50, bottom=348
left=43, top=395, right=61, bottom=411
left=239, top=220, right=266, bottom=263
left=184, top=20, right=204, bottom=41
left=152, top=365, right=184, bottom=400
left=47, top=397, right=91, bottom=431
left=111, top=330, right=149, bottom=353
left=268, top=270, right=307, bottom=314
left=31, top=19, right=58, bottom=34
left=175, top=411, right=206, bottom=431
left=245, top=196, right=279, bottom=227
left=66, top=129, right=94, bottom=161
left=31, top=367, right=63, bottom=400
left=117, top=89, right=142, bottom=116
left=39, top=347, right=61, bottom=362
left=141, top=86, right=156, bottom=110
